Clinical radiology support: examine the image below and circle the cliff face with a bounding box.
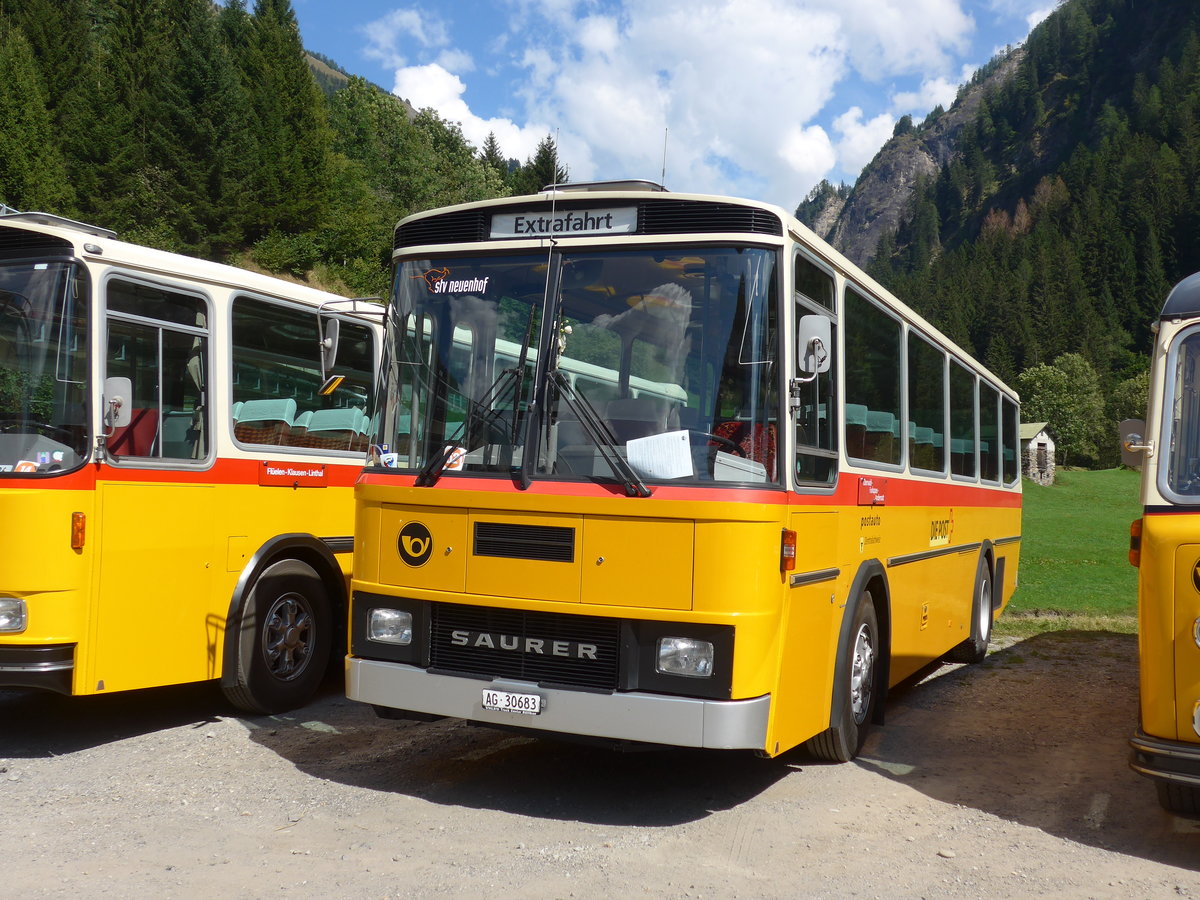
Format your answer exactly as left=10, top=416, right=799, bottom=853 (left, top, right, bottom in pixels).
left=804, top=49, right=1025, bottom=268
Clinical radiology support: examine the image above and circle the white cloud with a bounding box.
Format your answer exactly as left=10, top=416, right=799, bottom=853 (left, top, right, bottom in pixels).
left=369, top=0, right=996, bottom=203
left=891, top=76, right=960, bottom=117
left=361, top=8, right=450, bottom=70
left=833, top=108, right=895, bottom=174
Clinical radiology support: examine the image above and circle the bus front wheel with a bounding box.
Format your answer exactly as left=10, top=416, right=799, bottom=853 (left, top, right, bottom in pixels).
left=806, top=593, right=880, bottom=762
left=223, top=559, right=333, bottom=715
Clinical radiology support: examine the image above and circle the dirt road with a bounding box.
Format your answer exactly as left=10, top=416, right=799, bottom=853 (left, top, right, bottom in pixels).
left=2, top=631, right=1198, bottom=899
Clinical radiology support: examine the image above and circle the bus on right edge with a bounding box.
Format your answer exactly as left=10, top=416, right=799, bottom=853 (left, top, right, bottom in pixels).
left=1125, top=271, right=1200, bottom=815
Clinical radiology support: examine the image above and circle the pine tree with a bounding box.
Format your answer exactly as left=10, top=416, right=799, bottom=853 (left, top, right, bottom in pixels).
left=0, top=15, right=71, bottom=209
left=240, top=0, right=333, bottom=238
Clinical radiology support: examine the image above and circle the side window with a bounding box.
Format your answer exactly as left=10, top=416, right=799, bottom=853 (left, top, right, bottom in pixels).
left=980, top=381, right=1001, bottom=482
left=231, top=297, right=375, bottom=451
left=105, top=278, right=209, bottom=462
left=844, top=287, right=900, bottom=465
left=795, top=253, right=834, bottom=310
left=949, top=361, right=976, bottom=478
left=907, top=333, right=946, bottom=473
left=794, top=255, right=836, bottom=486
left=1001, top=395, right=1019, bottom=484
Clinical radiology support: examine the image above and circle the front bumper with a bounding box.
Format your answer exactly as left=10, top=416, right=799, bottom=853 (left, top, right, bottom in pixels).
left=0, top=644, right=74, bottom=694
left=1130, top=728, right=1200, bottom=790
left=347, top=657, right=771, bottom=750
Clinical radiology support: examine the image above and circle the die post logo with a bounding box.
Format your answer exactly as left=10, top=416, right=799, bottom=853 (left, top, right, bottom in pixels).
left=398, top=522, right=433, bottom=567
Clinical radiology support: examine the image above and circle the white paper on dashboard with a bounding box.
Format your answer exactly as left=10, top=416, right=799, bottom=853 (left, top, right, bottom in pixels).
left=626, top=429, right=694, bottom=479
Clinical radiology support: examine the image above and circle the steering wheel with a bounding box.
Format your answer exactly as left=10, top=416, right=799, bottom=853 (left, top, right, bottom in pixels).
left=691, top=430, right=747, bottom=457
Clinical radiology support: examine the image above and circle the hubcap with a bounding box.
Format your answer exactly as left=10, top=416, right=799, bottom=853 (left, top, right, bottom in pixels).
left=850, top=622, right=875, bottom=724
left=262, top=593, right=314, bottom=681
left=977, top=577, right=993, bottom=642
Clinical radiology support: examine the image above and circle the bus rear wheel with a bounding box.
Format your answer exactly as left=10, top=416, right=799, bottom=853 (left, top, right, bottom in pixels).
left=948, top=554, right=993, bottom=664
left=223, top=559, right=332, bottom=715
left=1157, top=781, right=1200, bottom=816
left=806, top=593, right=880, bottom=762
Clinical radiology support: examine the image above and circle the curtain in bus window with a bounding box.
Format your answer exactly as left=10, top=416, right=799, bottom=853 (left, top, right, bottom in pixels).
left=844, top=288, right=900, bottom=465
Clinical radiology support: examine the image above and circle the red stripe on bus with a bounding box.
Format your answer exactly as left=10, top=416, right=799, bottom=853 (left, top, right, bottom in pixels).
left=355, top=470, right=1021, bottom=508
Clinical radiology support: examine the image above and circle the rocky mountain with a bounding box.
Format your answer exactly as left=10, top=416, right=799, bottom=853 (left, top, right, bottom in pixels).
left=799, top=48, right=1025, bottom=268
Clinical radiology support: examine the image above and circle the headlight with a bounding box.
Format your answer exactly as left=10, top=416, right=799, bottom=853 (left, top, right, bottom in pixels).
left=0, top=597, right=27, bottom=633
left=656, top=637, right=714, bottom=678
left=368, top=608, right=413, bottom=645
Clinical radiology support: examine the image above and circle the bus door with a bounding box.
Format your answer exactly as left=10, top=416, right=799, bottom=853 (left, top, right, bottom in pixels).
left=88, top=275, right=217, bottom=694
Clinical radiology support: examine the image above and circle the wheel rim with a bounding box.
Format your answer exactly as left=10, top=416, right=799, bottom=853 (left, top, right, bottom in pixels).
left=262, top=592, right=315, bottom=682
left=850, top=621, right=875, bottom=724
left=976, top=575, right=993, bottom=643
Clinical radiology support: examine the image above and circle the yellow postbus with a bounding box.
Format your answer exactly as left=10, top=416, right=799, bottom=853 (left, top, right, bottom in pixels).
left=0, top=209, right=379, bottom=713
left=1125, top=271, right=1200, bottom=814
left=346, top=182, right=1022, bottom=759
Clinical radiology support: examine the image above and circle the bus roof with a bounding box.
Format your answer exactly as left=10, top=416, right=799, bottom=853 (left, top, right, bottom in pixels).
left=0, top=209, right=378, bottom=315
left=1161, top=271, right=1200, bottom=319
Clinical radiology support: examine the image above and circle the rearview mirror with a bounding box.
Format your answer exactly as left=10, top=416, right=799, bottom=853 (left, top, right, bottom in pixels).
left=797, top=315, right=831, bottom=375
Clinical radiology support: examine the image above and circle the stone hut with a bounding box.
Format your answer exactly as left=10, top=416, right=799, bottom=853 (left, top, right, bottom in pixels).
left=1021, top=422, right=1055, bottom=485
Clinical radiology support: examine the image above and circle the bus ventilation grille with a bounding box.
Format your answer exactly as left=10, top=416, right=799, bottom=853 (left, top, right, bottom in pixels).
left=394, top=199, right=784, bottom=248
left=0, top=226, right=74, bottom=260
left=473, top=521, right=575, bottom=562
left=429, top=602, right=620, bottom=690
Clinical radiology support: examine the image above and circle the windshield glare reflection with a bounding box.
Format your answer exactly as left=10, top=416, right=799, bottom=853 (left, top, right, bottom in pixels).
left=374, top=246, right=778, bottom=487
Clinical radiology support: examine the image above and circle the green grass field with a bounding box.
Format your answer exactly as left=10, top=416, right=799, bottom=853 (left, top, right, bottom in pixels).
left=998, top=468, right=1142, bottom=636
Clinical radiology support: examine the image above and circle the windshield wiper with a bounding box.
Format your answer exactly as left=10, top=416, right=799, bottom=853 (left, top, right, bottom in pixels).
left=550, top=370, right=650, bottom=498
left=415, top=307, right=538, bottom=487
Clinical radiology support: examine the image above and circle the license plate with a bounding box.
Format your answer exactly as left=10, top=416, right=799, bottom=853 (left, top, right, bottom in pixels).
left=482, top=688, right=542, bottom=715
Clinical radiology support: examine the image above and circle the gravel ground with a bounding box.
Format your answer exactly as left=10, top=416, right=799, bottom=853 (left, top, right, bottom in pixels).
left=2, top=630, right=1198, bottom=899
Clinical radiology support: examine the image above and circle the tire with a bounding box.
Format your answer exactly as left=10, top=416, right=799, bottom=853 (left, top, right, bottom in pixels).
left=947, top=553, right=993, bottom=664
left=806, top=593, right=880, bottom=762
left=1157, top=781, right=1200, bottom=817
left=223, top=559, right=333, bottom=714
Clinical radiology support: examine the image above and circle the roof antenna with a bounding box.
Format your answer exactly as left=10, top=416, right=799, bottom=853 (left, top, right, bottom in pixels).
left=660, top=127, right=669, bottom=189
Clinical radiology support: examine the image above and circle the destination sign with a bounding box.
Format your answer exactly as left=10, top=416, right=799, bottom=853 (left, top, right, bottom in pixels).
left=490, top=207, right=636, bottom=238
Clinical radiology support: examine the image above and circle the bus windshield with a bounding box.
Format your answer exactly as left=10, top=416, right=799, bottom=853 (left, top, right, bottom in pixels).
left=0, top=260, right=89, bottom=475
left=374, top=245, right=779, bottom=487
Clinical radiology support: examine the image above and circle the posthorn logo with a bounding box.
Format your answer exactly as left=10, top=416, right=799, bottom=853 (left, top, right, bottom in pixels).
left=398, top=522, right=433, bottom=567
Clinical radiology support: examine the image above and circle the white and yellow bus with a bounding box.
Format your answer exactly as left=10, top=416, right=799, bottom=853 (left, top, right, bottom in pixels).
left=1125, top=270, right=1200, bottom=814
left=347, top=182, right=1022, bottom=759
left=0, top=209, right=379, bottom=713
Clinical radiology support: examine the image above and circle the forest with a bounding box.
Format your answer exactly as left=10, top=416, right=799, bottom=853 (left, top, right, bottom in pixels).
left=0, top=0, right=563, bottom=300
left=860, top=0, right=1200, bottom=466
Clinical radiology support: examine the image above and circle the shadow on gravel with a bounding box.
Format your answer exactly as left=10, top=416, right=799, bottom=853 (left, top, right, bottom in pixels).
left=836, top=630, right=1200, bottom=872
left=245, top=699, right=790, bottom=826
left=0, top=671, right=343, bottom=757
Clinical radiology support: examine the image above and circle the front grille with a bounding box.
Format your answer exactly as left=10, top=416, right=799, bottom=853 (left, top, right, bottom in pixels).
left=430, top=602, right=620, bottom=690
left=473, top=521, right=575, bottom=562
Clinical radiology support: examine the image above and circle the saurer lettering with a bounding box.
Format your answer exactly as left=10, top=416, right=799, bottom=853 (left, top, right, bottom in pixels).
left=449, top=629, right=599, bottom=660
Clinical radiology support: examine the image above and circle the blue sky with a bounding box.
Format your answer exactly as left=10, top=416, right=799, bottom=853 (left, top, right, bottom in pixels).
left=292, top=0, right=1055, bottom=206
